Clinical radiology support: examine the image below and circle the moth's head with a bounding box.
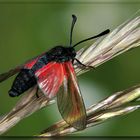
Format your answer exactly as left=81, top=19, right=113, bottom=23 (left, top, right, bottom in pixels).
left=49, top=45, right=76, bottom=58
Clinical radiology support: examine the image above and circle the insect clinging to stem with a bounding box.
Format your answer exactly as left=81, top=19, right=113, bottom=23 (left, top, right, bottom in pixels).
left=0, top=15, right=110, bottom=130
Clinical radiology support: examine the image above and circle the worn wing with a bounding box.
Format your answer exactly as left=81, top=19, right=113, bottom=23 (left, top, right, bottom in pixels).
left=57, top=62, right=87, bottom=130
left=0, top=65, right=22, bottom=83
left=0, top=53, right=43, bottom=83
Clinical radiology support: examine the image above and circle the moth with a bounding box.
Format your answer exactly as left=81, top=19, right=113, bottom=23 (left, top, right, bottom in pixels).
left=0, top=15, right=109, bottom=130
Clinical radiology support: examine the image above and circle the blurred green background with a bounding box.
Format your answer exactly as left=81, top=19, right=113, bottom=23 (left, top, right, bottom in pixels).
left=0, top=0, right=140, bottom=136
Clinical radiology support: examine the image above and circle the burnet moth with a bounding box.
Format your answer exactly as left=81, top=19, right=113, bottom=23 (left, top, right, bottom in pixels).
left=0, top=15, right=110, bottom=130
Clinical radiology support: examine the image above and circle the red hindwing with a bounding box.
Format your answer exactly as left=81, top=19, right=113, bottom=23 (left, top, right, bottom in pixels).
left=24, top=53, right=45, bottom=69
left=24, top=57, right=39, bottom=69
left=35, top=62, right=64, bottom=98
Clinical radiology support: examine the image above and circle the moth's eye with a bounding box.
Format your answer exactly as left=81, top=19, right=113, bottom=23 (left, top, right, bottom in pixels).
left=71, top=49, right=75, bottom=54
left=57, top=50, right=62, bottom=55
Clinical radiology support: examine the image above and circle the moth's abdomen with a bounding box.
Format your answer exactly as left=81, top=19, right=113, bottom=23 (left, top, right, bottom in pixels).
left=9, top=69, right=37, bottom=97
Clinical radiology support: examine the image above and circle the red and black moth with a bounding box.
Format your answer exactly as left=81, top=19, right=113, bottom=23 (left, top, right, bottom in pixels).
left=0, top=15, right=109, bottom=130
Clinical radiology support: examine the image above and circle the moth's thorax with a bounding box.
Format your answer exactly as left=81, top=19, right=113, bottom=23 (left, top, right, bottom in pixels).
left=48, top=46, right=76, bottom=62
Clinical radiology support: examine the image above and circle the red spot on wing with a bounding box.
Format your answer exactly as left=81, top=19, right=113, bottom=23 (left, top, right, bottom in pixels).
left=24, top=58, right=39, bottom=69
left=35, top=62, right=64, bottom=98
left=24, top=52, right=46, bottom=69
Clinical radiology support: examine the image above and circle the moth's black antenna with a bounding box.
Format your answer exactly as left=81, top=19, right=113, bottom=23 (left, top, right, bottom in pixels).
left=72, top=29, right=110, bottom=48
left=70, top=14, right=77, bottom=47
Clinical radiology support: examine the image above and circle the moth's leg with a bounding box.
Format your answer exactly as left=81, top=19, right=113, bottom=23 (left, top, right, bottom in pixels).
left=35, top=87, right=39, bottom=98
left=74, top=58, right=94, bottom=69
left=72, top=59, right=74, bottom=64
